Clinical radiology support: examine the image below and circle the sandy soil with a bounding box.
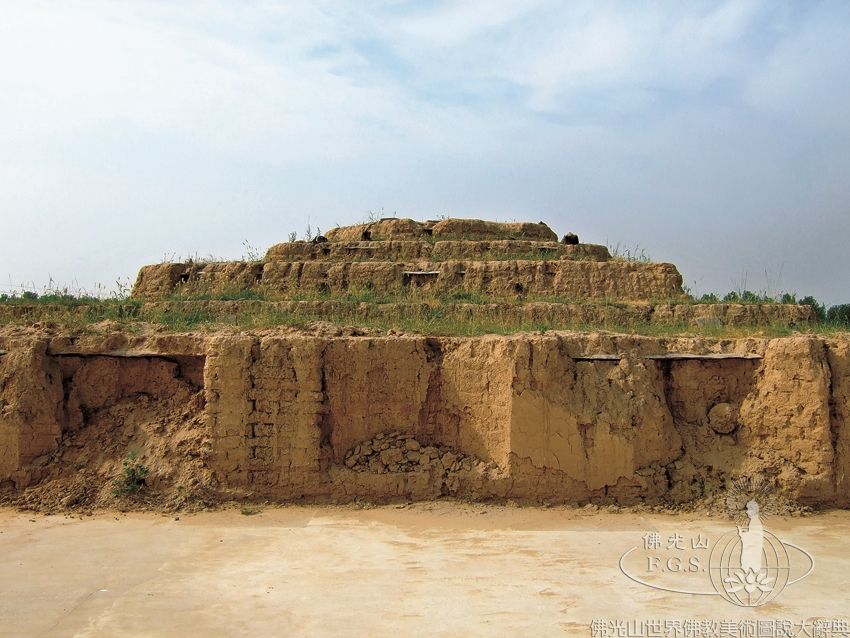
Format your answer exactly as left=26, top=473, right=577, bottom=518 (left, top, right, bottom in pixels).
left=1, top=503, right=848, bottom=637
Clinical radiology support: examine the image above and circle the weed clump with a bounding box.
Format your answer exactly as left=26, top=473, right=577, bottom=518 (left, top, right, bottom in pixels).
left=112, top=451, right=149, bottom=496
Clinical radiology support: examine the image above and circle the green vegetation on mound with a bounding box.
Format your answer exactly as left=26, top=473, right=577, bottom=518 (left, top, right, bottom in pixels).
left=0, top=297, right=848, bottom=339
left=1, top=284, right=847, bottom=337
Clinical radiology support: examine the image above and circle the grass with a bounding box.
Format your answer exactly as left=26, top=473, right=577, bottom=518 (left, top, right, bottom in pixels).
left=606, top=242, right=652, bottom=263
left=163, top=289, right=268, bottom=302
left=138, top=305, right=560, bottom=336
left=2, top=295, right=847, bottom=338
left=2, top=282, right=847, bottom=338
left=207, top=285, right=671, bottom=307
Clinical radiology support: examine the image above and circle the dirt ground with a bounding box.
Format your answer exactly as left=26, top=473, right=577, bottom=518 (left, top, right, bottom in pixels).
left=1, top=503, right=848, bottom=637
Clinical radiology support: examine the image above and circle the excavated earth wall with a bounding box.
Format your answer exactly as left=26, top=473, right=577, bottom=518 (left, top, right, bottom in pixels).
left=133, top=260, right=684, bottom=300
left=1, top=330, right=848, bottom=507
left=264, top=240, right=611, bottom=262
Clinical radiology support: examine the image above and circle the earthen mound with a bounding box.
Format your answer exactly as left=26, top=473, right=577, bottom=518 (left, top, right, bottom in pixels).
left=323, top=217, right=558, bottom=242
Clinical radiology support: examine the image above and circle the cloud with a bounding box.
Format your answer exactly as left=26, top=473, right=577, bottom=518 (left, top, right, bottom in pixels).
left=745, top=3, right=850, bottom=136
left=0, top=1, right=848, bottom=304
left=0, top=1, right=436, bottom=162
left=0, top=1, right=840, bottom=152
left=360, top=0, right=771, bottom=115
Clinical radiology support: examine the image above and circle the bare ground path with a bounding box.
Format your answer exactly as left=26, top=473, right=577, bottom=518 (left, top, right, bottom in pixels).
left=0, top=504, right=847, bottom=637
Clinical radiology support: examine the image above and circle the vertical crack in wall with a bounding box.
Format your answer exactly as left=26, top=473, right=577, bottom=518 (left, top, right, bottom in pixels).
left=418, top=337, right=443, bottom=441
left=245, top=338, right=261, bottom=486
left=825, top=339, right=849, bottom=505
left=318, top=339, right=332, bottom=472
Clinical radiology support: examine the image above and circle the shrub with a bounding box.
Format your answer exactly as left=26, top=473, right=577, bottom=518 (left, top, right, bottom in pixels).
left=799, top=296, right=826, bottom=322
left=827, top=304, right=850, bottom=326
left=112, top=450, right=149, bottom=496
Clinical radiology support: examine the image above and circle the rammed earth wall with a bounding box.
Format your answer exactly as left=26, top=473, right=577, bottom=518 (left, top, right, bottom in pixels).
left=1, top=331, right=848, bottom=506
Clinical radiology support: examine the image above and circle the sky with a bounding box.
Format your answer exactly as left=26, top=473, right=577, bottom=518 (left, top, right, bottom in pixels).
left=1, top=1, right=849, bottom=304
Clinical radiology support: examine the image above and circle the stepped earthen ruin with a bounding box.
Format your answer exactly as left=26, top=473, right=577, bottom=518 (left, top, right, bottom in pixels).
left=1, top=218, right=846, bottom=510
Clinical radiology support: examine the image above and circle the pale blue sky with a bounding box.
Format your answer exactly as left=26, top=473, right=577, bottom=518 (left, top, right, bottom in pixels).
left=1, top=1, right=848, bottom=303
